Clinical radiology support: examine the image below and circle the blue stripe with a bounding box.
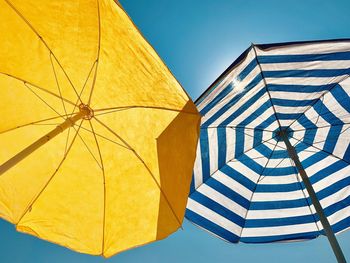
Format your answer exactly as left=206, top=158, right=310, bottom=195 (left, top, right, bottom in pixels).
left=323, top=125, right=342, bottom=153
left=272, top=98, right=317, bottom=107
left=258, top=51, right=350, bottom=63
left=217, top=127, right=227, bottom=169
left=234, top=128, right=245, bottom=158
left=189, top=172, right=195, bottom=194
left=220, top=164, right=256, bottom=191
left=190, top=191, right=245, bottom=226
left=264, top=68, right=350, bottom=78
left=276, top=112, right=302, bottom=120
left=240, top=231, right=319, bottom=243
left=205, top=177, right=250, bottom=209
left=331, top=84, right=350, bottom=113
left=254, top=183, right=301, bottom=194
left=268, top=84, right=334, bottom=93
left=344, top=144, right=350, bottom=163
left=244, top=214, right=316, bottom=228
left=199, top=129, right=211, bottom=183
left=185, top=209, right=240, bottom=243
left=332, top=216, right=350, bottom=234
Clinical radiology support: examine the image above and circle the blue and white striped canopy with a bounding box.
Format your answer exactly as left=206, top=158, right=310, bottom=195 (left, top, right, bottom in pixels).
left=186, top=39, right=350, bottom=243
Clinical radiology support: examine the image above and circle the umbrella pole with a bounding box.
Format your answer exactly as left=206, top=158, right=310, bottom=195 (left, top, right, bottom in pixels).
left=280, top=131, right=347, bottom=263
left=0, top=111, right=84, bottom=176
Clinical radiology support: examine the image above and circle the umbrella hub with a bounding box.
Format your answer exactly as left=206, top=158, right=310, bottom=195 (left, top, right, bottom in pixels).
left=79, top=104, right=94, bottom=120
left=274, top=127, right=293, bottom=141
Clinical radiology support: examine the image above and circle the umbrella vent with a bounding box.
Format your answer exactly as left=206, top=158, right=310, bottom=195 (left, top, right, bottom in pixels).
left=79, top=104, right=94, bottom=120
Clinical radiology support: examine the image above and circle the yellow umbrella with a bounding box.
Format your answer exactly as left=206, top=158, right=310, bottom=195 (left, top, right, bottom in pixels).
left=0, top=0, right=200, bottom=257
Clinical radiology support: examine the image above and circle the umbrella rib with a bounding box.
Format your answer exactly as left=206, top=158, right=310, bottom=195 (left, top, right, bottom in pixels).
left=93, top=116, right=184, bottom=229
left=24, top=82, right=63, bottom=118
left=293, top=122, right=350, bottom=132
left=87, top=0, right=101, bottom=105
left=0, top=114, right=76, bottom=135
left=71, top=125, right=103, bottom=170
left=291, top=135, right=350, bottom=166
left=88, top=120, right=106, bottom=254
left=292, top=112, right=350, bottom=130
left=70, top=61, right=98, bottom=116
left=74, top=124, right=132, bottom=151
left=286, top=74, right=350, bottom=130
left=257, top=155, right=286, bottom=183
left=3, top=0, right=83, bottom=104
left=252, top=44, right=282, bottom=129
left=0, top=72, right=76, bottom=106
left=15, top=120, right=83, bottom=225
left=94, top=106, right=199, bottom=116
left=314, top=96, right=325, bottom=127
left=239, top=140, right=279, bottom=239
left=264, top=139, right=286, bottom=150
left=50, top=54, right=68, bottom=116
left=305, top=124, right=350, bottom=145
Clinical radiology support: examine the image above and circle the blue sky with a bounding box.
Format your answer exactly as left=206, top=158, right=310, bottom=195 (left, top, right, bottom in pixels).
left=2, top=0, right=350, bottom=262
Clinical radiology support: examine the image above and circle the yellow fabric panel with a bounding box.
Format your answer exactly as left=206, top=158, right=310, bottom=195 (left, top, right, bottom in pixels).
left=0, top=0, right=201, bottom=257
left=0, top=0, right=78, bottom=107
left=7, top=0, right=99, bottom=94
left=17, top=125, right=104, bottom=255
left=93, top=106, right=199, bottom=256
left=0, top=125, right=70, bottom=222
left=91, top=0, right=191, bottom=110
left=0, top=75, right=68, bottom=133
left=97, top=133, right=161, bottom=257
left=156, top=102, right=200, bottom=239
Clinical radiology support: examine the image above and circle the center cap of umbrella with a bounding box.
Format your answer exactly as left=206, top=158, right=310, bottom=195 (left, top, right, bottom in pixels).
left=274, top=127, right=293, bottom=141
left=79, top=104, right=94, bottom=120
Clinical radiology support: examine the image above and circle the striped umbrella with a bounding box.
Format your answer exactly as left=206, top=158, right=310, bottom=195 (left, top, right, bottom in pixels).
left=186, top=39, right=350, bottom=262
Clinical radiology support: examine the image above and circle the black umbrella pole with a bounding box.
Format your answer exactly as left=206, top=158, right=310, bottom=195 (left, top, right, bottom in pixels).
left=280, top=132, right=346, bottom=263
left=0, top=112, right=84, bottom=176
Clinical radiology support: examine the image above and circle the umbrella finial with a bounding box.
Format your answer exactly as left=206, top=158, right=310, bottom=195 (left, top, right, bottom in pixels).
left=79, top=103, right=94, bottom=120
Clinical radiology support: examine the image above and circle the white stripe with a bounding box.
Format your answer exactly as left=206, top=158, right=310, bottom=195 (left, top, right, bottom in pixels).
left=252, top=189, right=306, bottom=202
left=208, top=128, right=219, bottom=174
left=262, top=60, right=350, bottom=71
left=193, top=140, right=203, bottom=189
left=241, top=222, right=318, bottom=237
left=333, top=126, right=350, bottom=158
left=266, top=76, right=347, bottom=86
left=258, top=174, right=299, bottom=185
left=225, top=128, right=236, bottom=162
left=246, top=206, right=314, bottom=220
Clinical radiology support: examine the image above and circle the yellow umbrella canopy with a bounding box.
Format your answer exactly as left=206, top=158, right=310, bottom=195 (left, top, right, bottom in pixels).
left=0, top=0, right=200, bottom=257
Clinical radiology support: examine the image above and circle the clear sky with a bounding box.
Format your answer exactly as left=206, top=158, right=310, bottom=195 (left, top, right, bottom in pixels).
left=1, top=0, right=350, bottom=262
